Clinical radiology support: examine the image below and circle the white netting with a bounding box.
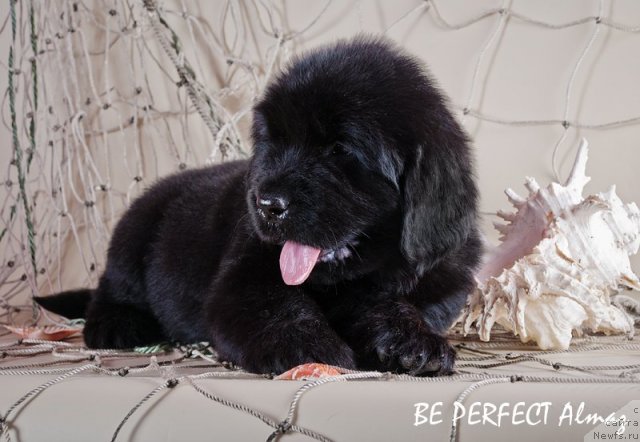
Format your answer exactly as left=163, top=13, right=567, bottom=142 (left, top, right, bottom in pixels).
left=2, top=0, right=640, bottom=326
left=1, top=0, right=313, bottom=323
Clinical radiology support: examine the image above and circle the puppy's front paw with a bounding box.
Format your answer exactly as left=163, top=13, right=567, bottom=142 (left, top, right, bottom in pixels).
left=222, top=323, right=357, bottom=375
left=352, top=301, right=457, bottom=376
left=374, top=330, right=455, bottom=376
left=285, top=326, right=357, bottom=373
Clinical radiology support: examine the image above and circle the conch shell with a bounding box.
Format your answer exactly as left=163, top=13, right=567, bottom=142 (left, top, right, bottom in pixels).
left=462, top=139, right=640, bottom=350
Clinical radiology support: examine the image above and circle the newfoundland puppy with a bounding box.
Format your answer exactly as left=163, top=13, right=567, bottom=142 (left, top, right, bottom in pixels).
left=37, top=36, right=481, bottom=376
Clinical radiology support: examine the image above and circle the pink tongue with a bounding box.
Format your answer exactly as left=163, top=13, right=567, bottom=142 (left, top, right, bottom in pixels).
left=279, top=241, right=322, bottom=285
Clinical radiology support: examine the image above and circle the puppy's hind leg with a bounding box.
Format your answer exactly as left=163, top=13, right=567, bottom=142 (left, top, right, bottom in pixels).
left=83, top=300, right=166, bottom=349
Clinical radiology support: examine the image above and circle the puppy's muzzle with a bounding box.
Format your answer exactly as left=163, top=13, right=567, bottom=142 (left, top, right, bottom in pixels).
left=256, top=194, right=290, bottom=223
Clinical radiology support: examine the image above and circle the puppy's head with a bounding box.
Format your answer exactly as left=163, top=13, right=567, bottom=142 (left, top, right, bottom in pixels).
left=247, top=36, right=477, bottom=286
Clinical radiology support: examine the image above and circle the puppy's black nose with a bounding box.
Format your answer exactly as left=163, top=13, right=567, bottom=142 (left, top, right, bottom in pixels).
left=257, top=194, right=290, bottom=221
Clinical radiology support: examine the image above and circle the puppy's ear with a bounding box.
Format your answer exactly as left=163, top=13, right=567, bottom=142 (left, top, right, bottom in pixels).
left=251, top=110, right=270, bottom=142
left=401, top=138, right=478, bottom=272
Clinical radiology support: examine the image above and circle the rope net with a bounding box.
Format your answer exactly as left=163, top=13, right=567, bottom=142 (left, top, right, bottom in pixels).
left=1, top=328, right=639, bottom=442
left=1, top=0, right=298, bottom=322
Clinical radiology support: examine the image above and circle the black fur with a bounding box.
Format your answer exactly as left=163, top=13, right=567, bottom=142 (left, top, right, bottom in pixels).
left=34, top=289, right=92, bottom=320
left=36, top=36, right=482, bottom=376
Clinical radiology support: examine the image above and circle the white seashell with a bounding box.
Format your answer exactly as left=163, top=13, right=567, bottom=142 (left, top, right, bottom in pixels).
left=462, top=139, right=640, bottom=350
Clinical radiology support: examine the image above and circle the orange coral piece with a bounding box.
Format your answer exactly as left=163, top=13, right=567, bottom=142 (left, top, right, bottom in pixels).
left=276, top=363, right=344, bottom=380
left=3, top=325, right=82, bottom=341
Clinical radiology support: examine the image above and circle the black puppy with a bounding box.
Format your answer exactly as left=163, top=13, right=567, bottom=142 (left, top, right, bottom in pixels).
left=37, top=36, right=481, bottom=376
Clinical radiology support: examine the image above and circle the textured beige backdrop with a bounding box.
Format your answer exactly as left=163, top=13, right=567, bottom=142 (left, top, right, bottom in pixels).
left=1, top=0, right=639, bottom=303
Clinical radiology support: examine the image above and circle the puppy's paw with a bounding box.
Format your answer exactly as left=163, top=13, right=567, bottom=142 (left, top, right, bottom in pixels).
left=351, top=300, right=457, bottom=376
left=294, top=333, right=357, bottom=372
left=222, top=323, right=357, bottom=375
left=374, top=330, right=456, bottom=376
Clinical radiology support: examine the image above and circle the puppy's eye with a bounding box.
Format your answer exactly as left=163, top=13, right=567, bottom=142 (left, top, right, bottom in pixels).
left=331, top=143, right=347, bottom=156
